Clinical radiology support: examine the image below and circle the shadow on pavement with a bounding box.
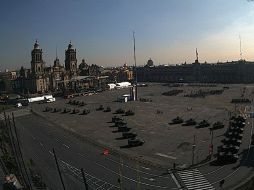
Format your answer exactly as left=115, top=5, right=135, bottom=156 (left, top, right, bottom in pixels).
left=115, top=137, right=126, bottom=140
left=120, top=145, right=131, bottom=148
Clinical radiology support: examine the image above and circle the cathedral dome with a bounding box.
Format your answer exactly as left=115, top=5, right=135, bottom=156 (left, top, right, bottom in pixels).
left=146, top=58, right=154, bottom=67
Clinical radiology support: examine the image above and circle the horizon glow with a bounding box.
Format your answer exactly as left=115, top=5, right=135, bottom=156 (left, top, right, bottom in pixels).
left=1, top=0, right=254, bottom=71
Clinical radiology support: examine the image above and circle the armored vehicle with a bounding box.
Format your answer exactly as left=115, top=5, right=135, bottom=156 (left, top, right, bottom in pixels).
left=170, top=116, right=184, bottom=124
left=196, top=120, right=210, bottom=128
left=122, top=132, right=137, bottom=139
left=128, top=138, right=145, bottom=147
left=182, top=118, right=196, bottom=126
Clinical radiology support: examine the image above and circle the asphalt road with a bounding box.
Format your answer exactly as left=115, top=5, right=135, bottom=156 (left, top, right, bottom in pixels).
left=14, top=111, right=254, bottom=190
left=15, top=114, right=178, bottom=190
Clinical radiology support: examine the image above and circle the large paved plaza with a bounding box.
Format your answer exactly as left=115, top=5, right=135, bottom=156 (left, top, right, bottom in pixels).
left=32, top=83, right=252, bottom=167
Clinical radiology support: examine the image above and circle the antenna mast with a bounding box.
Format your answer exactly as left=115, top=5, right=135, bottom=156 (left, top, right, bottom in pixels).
left=133, top=31, right=138, bottom=100
left=239, top=35, right=242, bottom=60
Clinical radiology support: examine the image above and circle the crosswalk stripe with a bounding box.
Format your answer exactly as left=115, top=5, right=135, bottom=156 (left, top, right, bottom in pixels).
left=178, top=169, right=215, bottom=190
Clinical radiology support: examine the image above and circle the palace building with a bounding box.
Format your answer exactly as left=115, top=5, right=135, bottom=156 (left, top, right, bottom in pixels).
left=137, top=53, right=254, bottom=84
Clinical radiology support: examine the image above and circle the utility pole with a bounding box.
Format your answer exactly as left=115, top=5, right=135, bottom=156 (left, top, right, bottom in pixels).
left=210, top=129, right=214, bottom=159
left=52, top=148, right=66, bottom=190
left=192, top=135, right=196, bottom=165
left=81, top=168, right=88, bottom=190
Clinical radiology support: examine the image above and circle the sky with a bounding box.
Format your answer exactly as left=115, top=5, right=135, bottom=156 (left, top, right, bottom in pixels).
left=1, top=0, right=254, bottom=71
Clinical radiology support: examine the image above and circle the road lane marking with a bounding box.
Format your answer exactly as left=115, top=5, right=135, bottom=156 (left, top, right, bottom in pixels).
left=39, top=142, right=44, bottom=147
left=62, top=144, right=70, bottom=149
left=178, top=169, right=215, bottom=190
left=49, top=151, right=54, bottom=156
left=203, top=166, right=225, bottom=176
left=78, top=152, right=170, bottom=179
left=170, top=172, right=183, bottom=190
left=140, top=166, right=150, bottom=170
left=59, top=160, right=119, bottom=189
left=155, top=152, right=177, bottom=160
left=77, top=153, right=169, bottom=189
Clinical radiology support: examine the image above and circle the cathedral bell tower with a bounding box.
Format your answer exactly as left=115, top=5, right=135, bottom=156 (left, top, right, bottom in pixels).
left=65, top=41, right=77, bottom=76
left=31, top=40, right=45, bottom=75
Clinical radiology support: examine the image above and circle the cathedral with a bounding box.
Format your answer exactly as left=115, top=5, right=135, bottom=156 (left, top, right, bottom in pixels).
left=14, top=40, right=104, bottom=94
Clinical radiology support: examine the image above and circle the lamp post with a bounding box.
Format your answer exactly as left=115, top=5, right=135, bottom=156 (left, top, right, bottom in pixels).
left=192, top=135, right=196, bottom=165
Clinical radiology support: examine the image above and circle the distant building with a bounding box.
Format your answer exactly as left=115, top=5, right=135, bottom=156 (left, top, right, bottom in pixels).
left=116, top=63, right=133, bottom=82
left=137, top=58, right=254, bottom=83
left=65, top=41, right=77, bottom=76
left=0, top=70, right=17, bottom=92
left=11, top=41, right=109, bottom=95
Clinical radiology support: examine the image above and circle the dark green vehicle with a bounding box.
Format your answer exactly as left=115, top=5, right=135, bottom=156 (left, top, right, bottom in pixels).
left=196, top=120, right=210, bottom=128
left=210, top=121, right=224, bottom=130
left=170, top=116, right=184, bottom=124
left=182, top=118, right=196, bottom=126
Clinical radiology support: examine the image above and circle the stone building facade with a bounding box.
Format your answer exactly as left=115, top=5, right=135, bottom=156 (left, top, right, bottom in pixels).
left=137, top=59, right=254, bottom=84
left=13, top=41, right=108, bottom=94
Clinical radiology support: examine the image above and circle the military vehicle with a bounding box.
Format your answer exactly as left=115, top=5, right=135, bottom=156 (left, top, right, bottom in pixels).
left=170, top=116, right=184, bottom=124
left=118, top=126, right=131, bottom=132
left=62, top=108, right=71, bottom=113
left=79, top=101, right=86, bottom=107
left=44, top=107, right=53, bottom=112
left=128, top=138, right=145, bottom=147
left=217, top=152, right=238, bottom=164
left=122, top=132, right=137, bottom=139
left=115, top=121, right=127, bottom=128
left=125, top=110, right=135, bottom=116
left=112, top=116, right=123, bottom=123
left=82, top=109, right=90, bottom=115
left=53, top=108, right=61, bottom=113
left=104, top=107, right=111, bottom=112
left=115, top=108, right=125, bottom=114
left=72, top=109, right=80, bottom=114
left=96, top=105, right=104, bottom=111
left=182, top=118, right=196, bottom=126
left=210, top=121, right=224, bottom=130
left=196, top=120, right=210, bottom=128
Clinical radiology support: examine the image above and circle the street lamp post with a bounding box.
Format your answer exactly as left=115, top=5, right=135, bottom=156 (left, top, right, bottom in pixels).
left=192, top=135, right=196, bottom=165
left=210, top=129, right=214, bottom=158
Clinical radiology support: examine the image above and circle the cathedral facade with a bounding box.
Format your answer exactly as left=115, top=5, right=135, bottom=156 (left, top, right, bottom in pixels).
left=14, top=41, right=103, bottom=94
